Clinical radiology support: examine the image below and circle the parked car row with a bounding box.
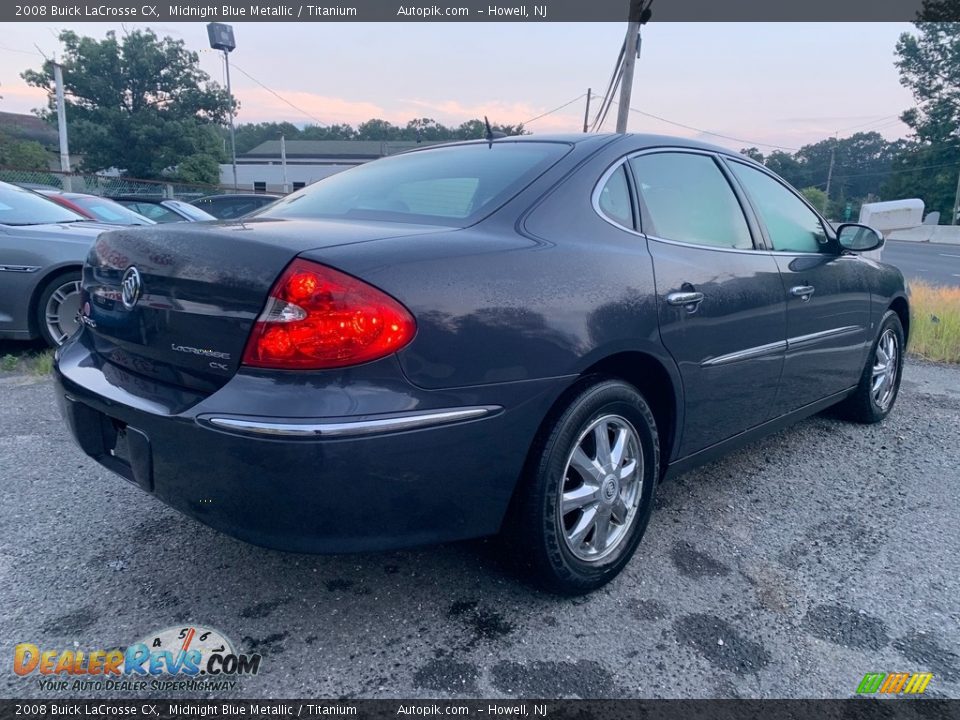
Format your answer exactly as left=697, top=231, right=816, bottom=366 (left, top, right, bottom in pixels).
left=0, top=181, right=279, bottom=347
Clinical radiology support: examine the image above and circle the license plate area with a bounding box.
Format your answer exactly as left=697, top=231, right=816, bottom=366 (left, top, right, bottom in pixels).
left=61, top=395, right=154, bottom=492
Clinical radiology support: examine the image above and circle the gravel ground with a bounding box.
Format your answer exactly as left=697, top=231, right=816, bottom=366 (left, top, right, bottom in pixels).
left=1, top=356, right=958, bottom=699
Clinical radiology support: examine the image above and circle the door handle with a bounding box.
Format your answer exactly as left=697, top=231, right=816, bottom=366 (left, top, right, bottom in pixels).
left=666, top=291, right=705, bottom=311
left=791, top=285, right=815, bottom=301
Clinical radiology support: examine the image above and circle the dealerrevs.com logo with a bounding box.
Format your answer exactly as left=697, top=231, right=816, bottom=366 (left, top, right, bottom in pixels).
left=14, top=625, right=262, bottom=692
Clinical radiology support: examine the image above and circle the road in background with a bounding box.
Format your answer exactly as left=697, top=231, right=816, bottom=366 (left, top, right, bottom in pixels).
left=882, top=240, right=960, bottom=286
left=1, top=361, right=958, bottom=699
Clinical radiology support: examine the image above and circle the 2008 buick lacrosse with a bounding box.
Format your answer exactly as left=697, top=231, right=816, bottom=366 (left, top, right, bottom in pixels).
left=54, top=134, right=908, bottom=594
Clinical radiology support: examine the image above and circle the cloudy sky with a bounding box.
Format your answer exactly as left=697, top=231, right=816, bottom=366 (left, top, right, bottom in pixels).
left=0, top=22, right=916, bottom=152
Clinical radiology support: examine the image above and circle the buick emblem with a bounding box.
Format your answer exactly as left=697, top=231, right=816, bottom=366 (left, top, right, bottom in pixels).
left=121, top=266, right=142, bottom=310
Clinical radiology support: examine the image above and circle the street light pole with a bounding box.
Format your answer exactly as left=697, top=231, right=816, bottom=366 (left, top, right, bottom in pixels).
left=223, top=49, right=238, bottom=190
left=207, top=23, right=238, bottom=190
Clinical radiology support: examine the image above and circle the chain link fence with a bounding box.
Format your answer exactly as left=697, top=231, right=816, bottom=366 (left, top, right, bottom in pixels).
left=0, top=167, right=230, bottom=200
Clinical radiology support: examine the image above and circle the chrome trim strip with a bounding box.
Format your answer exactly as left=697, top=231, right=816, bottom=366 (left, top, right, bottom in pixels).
left=702, top=340, right=787, bottom=367
left=0, top=265, right=41, bottom=273
left=788, top=326, right=861, bottom=348
left=207, top=406, right=501, bottom=438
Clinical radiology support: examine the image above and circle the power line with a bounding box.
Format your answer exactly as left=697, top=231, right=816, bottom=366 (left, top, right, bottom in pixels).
left=0, top=44, right=42, bottom=57
left=609, top=99, right=800, bottom=152
left=229, top=62, right=327, bottom=126
left=590, top=40, right=626, bottom=133
left=521, top=94, right=587, bottom=126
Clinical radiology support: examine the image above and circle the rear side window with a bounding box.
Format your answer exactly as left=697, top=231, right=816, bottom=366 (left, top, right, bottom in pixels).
left=597, top=165, right=634, bottom=229
left=728, top=161, right=828, bottom=253
left=630, top=152, right=753, bottom=250
left=258, top=142, right=571, bottom=227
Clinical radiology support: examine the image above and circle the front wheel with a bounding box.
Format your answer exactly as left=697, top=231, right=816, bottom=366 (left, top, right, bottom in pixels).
left=835, top=310, right=905, bottom=423
left=506, top=379, right=660, bottom=595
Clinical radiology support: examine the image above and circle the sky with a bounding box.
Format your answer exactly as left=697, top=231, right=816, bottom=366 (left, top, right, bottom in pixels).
left=0, top=22, right=917, bottom=153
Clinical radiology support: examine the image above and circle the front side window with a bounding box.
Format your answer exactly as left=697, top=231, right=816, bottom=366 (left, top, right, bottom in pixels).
left=629, top=152, right=752, bottom=249
left=257, top=142, right=571, bottom=227
left=728, top=161, right=828, bottom=253
left=596, top=164, right=634, bottom=229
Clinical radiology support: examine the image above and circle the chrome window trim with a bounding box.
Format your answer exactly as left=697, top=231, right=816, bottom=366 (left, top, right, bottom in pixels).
left=204, top=406, right=501, bottom=439
left=592, top=147, right=761, bottom=251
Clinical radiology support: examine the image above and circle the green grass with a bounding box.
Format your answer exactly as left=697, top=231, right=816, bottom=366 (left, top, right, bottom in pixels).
left=908, top=282, right=960, bottom=364
left=0, top=349, right=54, bottom=376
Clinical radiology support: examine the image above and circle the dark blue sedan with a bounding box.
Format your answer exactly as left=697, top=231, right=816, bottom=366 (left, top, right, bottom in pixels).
left=54, top=134, right=908, bottom=594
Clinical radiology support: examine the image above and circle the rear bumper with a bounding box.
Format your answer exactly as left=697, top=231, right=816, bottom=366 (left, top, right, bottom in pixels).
left=53, top=333, right=568, bottom=553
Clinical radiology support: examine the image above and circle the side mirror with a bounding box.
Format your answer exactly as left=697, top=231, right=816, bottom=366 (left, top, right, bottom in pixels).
left=836, top=223, right=884, bottom=253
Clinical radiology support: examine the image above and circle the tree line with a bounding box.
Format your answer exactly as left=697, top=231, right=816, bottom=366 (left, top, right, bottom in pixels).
left=10, top=15, right=960, bottom=222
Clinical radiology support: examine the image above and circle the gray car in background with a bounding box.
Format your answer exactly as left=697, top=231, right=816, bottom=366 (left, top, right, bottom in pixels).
left=0, top=181, right=113, bottom=347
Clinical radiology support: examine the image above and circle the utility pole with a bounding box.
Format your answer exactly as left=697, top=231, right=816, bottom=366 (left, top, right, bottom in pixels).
left=825, top=138, right=837, bottom=210
left=52, top=61, right=72, bottom=192
left=615, top=22, right=641, bottom=134
left=280, top=134, right=288, bottom=194
left=582, top=88, right=592, bottom=133
left=952, top=167, right=960, bottom=225
left=615, top=0, right=652, bottom=134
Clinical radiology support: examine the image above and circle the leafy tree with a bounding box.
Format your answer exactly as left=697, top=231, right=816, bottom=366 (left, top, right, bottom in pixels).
left=800, top=187, right=828, bottom=214
left=23, top=29, right=232, bottom=183
left=0, top=132, right=50, bottom=170
left=740, top=147, right=764, bottom=163
left=233, top=121, right=303, bottom=154
left=885, top=11, right=960, bottom=219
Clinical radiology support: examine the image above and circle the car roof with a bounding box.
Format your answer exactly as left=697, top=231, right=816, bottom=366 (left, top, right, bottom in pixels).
left=402, top=133, right=756, bottom=163
left=195, top=193, right=282, bottom=201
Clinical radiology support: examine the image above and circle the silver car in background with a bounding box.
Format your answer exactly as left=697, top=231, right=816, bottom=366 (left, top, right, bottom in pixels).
left=0, top=181, right=112, bottom=347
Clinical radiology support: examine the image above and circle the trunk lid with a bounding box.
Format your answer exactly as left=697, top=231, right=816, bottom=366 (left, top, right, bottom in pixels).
left=82, top=217, right=446, bottom=393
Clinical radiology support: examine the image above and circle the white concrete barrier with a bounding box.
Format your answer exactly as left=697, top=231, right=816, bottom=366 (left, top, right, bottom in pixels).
left=859, top=199, right=925, bottom=233
left=887, top=226, right=960, bottom=245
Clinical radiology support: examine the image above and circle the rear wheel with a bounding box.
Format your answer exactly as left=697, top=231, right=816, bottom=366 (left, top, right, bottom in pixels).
left=834, top=310, right=905, bottom=423
left=36, top=270, right=82, bottom=347
left=507, top=379, right=659, bottom=595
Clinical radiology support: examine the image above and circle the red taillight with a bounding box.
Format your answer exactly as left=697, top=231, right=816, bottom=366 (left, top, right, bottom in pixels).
left=242, top=259, right=416, bottom=369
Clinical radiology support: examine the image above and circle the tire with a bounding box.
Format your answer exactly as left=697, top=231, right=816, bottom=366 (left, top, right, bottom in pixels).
left=36, top=270, right=83, bottom=348
left=834, top=310, right=905, bottom=424
left=506, top=378, right=660, bottom=595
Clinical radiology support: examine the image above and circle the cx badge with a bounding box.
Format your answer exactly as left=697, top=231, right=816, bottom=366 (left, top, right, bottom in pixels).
left=121, top=266, right=142, bottom=310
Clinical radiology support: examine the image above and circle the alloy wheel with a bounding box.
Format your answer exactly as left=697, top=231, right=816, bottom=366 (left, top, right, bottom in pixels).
left=559, top=414, right=644, bottom=562
left=44, top=279, right=82, bottom=346
left=871, top=328, right=899, bottom=410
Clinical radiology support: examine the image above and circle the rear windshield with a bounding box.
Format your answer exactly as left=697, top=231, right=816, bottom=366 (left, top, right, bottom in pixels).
left=256, top=141, right=570, bottom=226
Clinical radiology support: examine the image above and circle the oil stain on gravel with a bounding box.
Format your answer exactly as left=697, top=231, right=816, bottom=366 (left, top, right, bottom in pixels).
left=670, top=542, right=731, bottom=578
left=894, top=631, right=960, bottom=681
left=803, top=604, right=889, bottom=650
left=240, top=597, right=291, bottom=619
left=413, top=658, right=480, bottom=694
left=490, top=660, right=618, bottom=697
left=42, top=607, right=99, bottom=635
left=448, top=600, right=514, bottom=647
left=674, top=614, right=771, bottom=674
left=241, top=631, right=289, bottom=655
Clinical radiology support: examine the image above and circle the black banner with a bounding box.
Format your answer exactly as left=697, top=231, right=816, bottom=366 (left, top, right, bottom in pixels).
left=2, top=0, right=958, bottom=23
left=1, top=700, right=960, bottom=720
